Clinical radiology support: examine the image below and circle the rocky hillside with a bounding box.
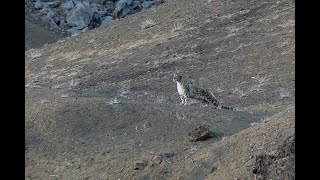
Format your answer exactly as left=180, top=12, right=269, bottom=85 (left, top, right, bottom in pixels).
left=25, top=0, right=295, bottom=179
left=25, top=0, right=165, bottom=50
left=26, top=0, right=165, bottom=33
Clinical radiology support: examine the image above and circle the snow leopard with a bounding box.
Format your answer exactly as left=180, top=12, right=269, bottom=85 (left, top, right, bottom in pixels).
left=173, top=73, right=234, bottom=110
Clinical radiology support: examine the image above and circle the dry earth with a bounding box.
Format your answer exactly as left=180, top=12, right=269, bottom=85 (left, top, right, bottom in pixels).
left=25, top=0, right=295, bottom=179
left=25, top=19, right=65, bottom=50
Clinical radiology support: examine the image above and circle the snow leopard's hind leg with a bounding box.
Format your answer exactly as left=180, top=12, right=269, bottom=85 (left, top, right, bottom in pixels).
left=207, top=92, right=220, bottom=108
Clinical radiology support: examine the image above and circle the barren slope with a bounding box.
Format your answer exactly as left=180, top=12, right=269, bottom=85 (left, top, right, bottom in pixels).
left=25, top=19, right=65, bottom=50
left=25, top=0, right=295, bottom=179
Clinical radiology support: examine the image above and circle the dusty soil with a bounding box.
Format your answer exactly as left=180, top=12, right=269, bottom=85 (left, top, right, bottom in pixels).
left=25, top=0, right=295, bottom=179
left=25, top=19, right=66, bottom=50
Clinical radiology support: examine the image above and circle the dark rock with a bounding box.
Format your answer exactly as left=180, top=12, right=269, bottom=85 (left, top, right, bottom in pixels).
left=161, top=152, right=174, bottom=159
left=188, top=125, right=212, bottom=142
left=133, top=160, right=147, bottom=170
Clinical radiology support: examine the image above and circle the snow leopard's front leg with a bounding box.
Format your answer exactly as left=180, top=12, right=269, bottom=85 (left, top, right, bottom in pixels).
left=180, top=95, right=186, bottom=105
left=184, top=96, right=190, bottom=105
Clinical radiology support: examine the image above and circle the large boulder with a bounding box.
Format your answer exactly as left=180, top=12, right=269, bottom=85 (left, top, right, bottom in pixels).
left=66, top=3, right=94, bottom=30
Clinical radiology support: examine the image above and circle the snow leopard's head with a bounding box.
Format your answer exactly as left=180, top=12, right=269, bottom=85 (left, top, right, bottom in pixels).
left=173, top=73, right=182, bottom=82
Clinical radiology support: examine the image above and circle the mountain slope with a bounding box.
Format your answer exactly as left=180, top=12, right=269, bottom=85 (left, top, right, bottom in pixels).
left=25, top=0, right=295, bottom=179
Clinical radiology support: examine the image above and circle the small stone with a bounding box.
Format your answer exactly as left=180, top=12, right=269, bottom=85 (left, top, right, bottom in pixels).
left=161, top=152, right=174, bottom=159
left=150, top=155, right=162, bottom=166
left=210, top=166, right=217, bottom=173
left=133, top=160, right=147, bottom=170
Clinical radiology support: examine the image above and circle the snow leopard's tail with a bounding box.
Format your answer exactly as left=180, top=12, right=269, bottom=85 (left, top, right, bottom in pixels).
left=221, top=106, right=235, bottom=110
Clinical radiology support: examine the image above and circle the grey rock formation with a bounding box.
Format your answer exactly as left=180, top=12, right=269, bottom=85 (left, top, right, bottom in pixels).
left=66, top=3, right=94, bottom=30
left=28, top=0, right=166, bottom=38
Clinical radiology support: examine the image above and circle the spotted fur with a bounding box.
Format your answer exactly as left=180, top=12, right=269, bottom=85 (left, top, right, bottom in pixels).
left=173, top=73, right=234, bottom=110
